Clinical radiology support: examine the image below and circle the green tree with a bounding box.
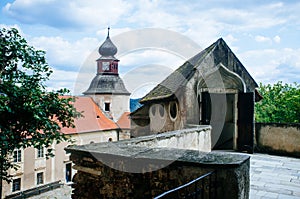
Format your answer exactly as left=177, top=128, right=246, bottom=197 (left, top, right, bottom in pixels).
left=255, top=81, right=300, bottom=123
left=0, top=28, right=79, bottom=187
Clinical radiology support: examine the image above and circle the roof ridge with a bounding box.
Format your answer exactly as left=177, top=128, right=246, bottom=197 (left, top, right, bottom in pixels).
left=187, top=38, right=220, bottom=67
left=139, top=37, right=258, bottom=103
left=140, top=40, right=219, bottom=103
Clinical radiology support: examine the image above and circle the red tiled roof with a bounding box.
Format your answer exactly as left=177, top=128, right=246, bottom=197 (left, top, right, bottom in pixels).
left=117, top=112, right=131, bottom=129
left=61, top=96, right=118, bottom=134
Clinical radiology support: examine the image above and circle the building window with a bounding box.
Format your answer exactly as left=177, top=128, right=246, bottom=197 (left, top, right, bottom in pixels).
left=169, top=101, right=178, bottom=121
left=104, top=102, right=110, bottom=112
left=151, top=105, right=156, bottom=116
left=37, top=146, right=44, bottom=158
left=65, top=163, right=72, bottom=183
left=13, top=149, right=22, bottom=162
left=158, top=104, right=165, bottom=117
left=150, top=104, right=165, bottom=118
left=37, top=172, right=44, bottom=185
left=12, top=178, right=21, bottom=192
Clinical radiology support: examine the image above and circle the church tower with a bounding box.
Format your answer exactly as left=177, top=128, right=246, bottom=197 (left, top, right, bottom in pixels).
left=84, top=28, right=130, bottom=121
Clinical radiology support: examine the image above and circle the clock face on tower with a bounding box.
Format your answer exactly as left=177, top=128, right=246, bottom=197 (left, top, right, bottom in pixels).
left=102, top=62, right=110, bottom=71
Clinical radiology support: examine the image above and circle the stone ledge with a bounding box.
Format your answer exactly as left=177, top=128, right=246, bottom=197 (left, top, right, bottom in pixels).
left=66, top=141, right=249, bottom=167
left=66, top=144, right=250, bottom=199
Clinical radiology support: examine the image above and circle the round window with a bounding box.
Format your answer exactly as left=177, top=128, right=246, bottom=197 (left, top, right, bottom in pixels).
left=169, top=101, right=178, bottom=120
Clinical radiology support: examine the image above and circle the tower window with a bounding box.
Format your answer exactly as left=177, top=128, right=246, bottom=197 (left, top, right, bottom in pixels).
left=104, top=102, right=110, bottom=112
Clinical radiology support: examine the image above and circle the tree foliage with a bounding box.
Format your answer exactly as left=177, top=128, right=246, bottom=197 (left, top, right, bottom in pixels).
left=255, top=81, right=300, bottom=123
left=0, top=28, right=79, bottom=181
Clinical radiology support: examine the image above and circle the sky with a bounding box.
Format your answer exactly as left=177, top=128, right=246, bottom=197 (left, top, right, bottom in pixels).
left=1, top=0, right=300, bottom=98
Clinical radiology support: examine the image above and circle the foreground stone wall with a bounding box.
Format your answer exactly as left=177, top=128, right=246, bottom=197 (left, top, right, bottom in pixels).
left=126, top=125, right=211, bottom=152
left=66, top=140, right=250, bottom=199
left=255, top=123, right=300, bottom=157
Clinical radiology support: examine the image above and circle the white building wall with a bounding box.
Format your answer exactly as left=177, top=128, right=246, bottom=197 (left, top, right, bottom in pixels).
left=2, top=130, right=121, bottom=198
left=90, top=94, right=130, bottom=122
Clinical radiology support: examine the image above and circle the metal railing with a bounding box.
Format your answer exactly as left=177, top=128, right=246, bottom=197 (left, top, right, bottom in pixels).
left=154, top=171, right=217, bottom=199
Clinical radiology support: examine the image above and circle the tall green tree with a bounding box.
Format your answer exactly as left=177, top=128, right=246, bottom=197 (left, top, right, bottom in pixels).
left=255, top=81, right=300, bottom=123
left=0, top=27, right=79, bottom=186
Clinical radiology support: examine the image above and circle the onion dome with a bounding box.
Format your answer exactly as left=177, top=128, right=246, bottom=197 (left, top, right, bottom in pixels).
left=98, top=27, right=117, bottom=58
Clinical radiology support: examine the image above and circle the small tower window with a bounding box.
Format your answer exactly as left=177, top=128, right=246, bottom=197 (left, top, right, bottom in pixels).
left=104, top=102, right=110, bottom=112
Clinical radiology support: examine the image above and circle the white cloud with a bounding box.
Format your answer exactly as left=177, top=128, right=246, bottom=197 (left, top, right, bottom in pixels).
left=29, top=36, right=99, bottom=71
left=46, top=68, right=79, bottom=94
left=273, top=35, right=281, bottom=43
left=239, top=48, right=300, bottom=84
left=3, top=0, right=300, bottom=92
left=255, top=35, right=272, bottom=43
left=120, top=50, right=185, bottom=70
left=3, top=0, right=132, bottom=29
left=254, top=35, right=281, bottom=44
left=127, top=0, right=182, bottom=28
left=122, top=64, right=174, bottom=97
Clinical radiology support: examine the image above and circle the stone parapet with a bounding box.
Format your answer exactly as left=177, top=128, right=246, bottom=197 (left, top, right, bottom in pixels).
left=66, top=134, right=250, bottom=199
left=123, top=125, right=211, bottom=152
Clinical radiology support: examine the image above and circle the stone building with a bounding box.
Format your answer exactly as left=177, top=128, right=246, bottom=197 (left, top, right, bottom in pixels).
left=131, top=38, right=262, bottom=152
left=83, top=28, right=131, bottom=122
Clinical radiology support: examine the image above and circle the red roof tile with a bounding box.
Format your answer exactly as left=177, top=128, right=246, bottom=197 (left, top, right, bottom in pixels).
left=117, top=112, right=131, bottom=129
left=61, top=96, right=118, bottom=134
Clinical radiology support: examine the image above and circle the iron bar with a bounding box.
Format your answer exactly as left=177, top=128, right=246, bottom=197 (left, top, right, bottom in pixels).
left=154, top=170, right=216, bottom=199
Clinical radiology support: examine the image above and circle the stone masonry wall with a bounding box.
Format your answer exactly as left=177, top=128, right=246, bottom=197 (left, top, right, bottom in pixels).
left=255, top=123, right=300, bottom=157
left=66, top=142, right=250, bottom=199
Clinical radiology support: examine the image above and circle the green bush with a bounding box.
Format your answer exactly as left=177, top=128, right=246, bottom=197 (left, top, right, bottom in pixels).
left=255, top=81, right=300, bottom=123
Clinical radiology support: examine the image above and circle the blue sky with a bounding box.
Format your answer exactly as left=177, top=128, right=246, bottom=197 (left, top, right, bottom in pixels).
left=1, top=0, right=299, bottom=97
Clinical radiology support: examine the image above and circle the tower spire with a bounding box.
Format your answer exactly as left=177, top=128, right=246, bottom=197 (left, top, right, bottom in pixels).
left=107, top=27, right=110, bottom=38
